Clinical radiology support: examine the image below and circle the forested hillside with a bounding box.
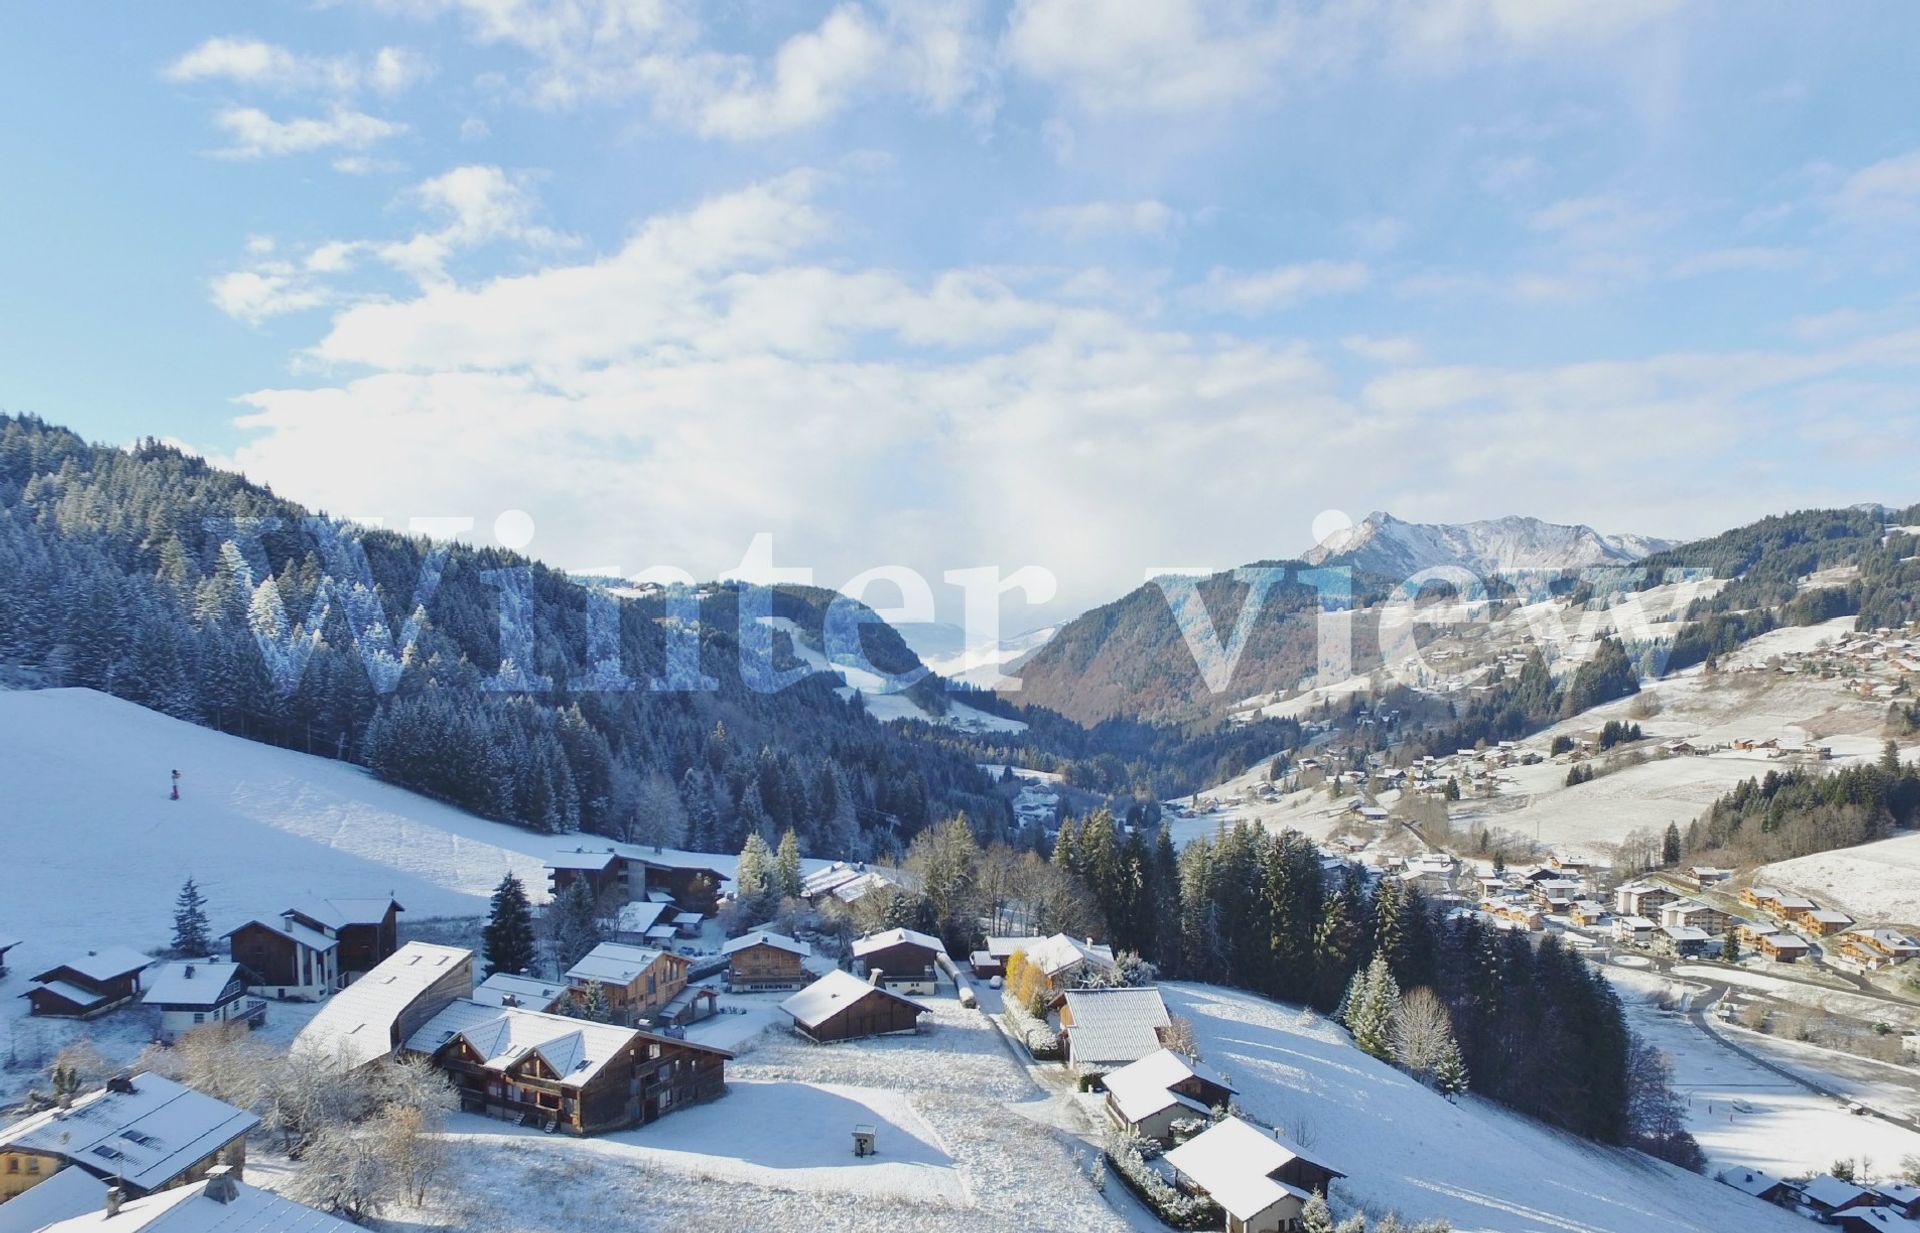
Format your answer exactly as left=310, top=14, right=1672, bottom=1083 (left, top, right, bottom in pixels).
left=0, top=415, right=1005, bottom=856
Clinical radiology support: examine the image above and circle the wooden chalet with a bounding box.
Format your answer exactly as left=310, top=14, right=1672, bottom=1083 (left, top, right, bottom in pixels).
left=22, top=947, right=151, bottom=1019
left=781, top=970, right=928, bottom=1043
left=223, top=915, right=339, bottom=1001
left=544, top=845, right=726, bottom=916
left=564, top=942, right=689, bottom=1023
left=1164, top=1116, right=1345, bottom=1233
left=141, top=961, right=266, bottom=1041
left=404, top=999, right=731, bottom=1135
left=1058, top=987, right=1172, bottom=1078
left=471, top=971, right=569, bottom=1013
left=0, top=1073, right=258, bottom=1204
left=851, top=927, right=944, bottom=994
left=721, top=930, right=813, bottom=991
left=284, top=897, right=402, bottom=979
left=1102, top=1049, right=1237, bottom=1145
left=1718, top=1166, right=1794, bottom=1206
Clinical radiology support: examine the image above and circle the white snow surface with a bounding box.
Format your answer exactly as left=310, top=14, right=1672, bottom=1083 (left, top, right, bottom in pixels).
left=1759, top=832, right=1920, bottom=925
left=1166, top=982, right=1812, bottom=1233
left=1302, top=511, right=1672, bottom=580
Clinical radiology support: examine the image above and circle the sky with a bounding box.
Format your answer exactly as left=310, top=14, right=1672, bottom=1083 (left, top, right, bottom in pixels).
left=4, top=2, right=1920, bottom=631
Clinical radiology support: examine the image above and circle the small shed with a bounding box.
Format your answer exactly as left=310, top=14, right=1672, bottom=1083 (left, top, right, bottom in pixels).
left=781, top=970, right=928, bottom=1044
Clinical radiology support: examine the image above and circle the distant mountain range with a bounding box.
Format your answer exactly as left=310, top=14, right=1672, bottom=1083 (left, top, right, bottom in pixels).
left=1008, top=511, right=1678, bottom=725
left=1301, top=512, right=1673, bottom=580
left=890, top=622, right=1058, bottom=688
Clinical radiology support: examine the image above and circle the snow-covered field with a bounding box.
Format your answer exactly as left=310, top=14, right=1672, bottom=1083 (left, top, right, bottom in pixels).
left=1166, top=982, right=1810, bottom=1233
left=1612, top=969, right=1920, bottom=1179
left=1760, top=832, right=1920, bottom=926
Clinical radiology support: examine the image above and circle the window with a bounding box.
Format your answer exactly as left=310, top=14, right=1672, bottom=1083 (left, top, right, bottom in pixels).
left=6, top=1157, right=18, bottom=1173
left=193, top=1012, right=206, bottom=1024
left=26, top=1158, right=39, bottom=1174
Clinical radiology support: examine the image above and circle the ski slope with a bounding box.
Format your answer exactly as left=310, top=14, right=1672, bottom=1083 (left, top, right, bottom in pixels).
left=1167, top=982, right=1811, bottom=1233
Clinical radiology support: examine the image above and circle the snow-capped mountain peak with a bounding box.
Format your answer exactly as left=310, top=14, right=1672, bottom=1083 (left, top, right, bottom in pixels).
left=1301, top=511, right=1673, bottom=579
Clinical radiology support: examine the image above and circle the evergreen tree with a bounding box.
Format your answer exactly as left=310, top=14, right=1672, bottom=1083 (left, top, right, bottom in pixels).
left=737, top=832, right=774, bottom=902
left=774, top=828, right=804, bottom=899
left=482, top=872, right=536, bottom=977
left=171, top=876, right=212, bottom=957
left=578, top=979, right=611, bottom=1023
left=1719, top=931, right=1738, bottom=963
left=1300, top=1190, right=1335, bottom=1233
left=1345, top=952, right=1400, bottom=1059
left=1661, top=822, right=1681, bottom=867
left=1434, top=1036, right=1469, bottom=1098
left=546, top=879, right=604, bottom=972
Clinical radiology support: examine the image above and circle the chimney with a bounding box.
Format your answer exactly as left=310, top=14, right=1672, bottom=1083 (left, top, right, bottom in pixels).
left=867, top=969, right=883, bottom=986
left=204, top=1166, right=239, bottom=1204
left=185, top=964, right=195, bottom=979
left=105, top=1187, right=125, bottom=1217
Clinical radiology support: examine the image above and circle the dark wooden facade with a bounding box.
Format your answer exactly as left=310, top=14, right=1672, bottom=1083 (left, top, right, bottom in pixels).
left=857, top=940, right=940, bottom=983
left=226, top=921, right=330, bottom=992
left=24, top=963, right=145, bottom=1019
left=427, top=1030, right=730, bottom=1135
left=726, top=941, right=809, bottom=990
left=792, top=986, right=926, bottom=1043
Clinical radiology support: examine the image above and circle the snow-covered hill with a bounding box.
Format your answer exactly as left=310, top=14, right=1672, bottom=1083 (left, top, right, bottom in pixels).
left=0, top=689, right=786, bottom=996
left=1303, top=511, right=1673, bottom=580
left=1169, top=982, right=1810, bottom=1233
left=888, top=620, right=1058, bottom=689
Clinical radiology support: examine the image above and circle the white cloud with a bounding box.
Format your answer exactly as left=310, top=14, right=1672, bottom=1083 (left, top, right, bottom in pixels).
left=165, top=37, right=430, bottom=96
left=210, top=269, right=332, bottom=325
left=673, top=5, right=890, bottom=139
left=1021, top=200, right=1183, bottom=239
left=211, top=106, right=407, bottom=159
left=1196, top=261, right=1370, bottom=312
left=1833, top=148, right=1920, bottom=226
left=213, top=170, right=1920, bottom=620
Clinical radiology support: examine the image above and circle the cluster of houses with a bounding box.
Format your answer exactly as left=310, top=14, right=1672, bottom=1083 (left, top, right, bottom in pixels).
left=0, top=1071, right=365, bottom=1233
left=1719, top=1164, right=1920, bottom=1232
left=15, top=897, right=409, bottom=1041
left=1718, top=618, right=1920, bottom=703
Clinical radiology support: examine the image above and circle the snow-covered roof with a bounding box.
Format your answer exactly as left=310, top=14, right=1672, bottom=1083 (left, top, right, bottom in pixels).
left=28, top=980, right=109, bottom=1008
left=287, top=897, right=400, bottom=929
left=780, top=970, right=928, bottom=1029
left=1060, top=988, right=1171, bottom=1068
left=545, top=847, right=621, bottom=872
left=221, top=917, right=338, bottom=953
left=1023, top=934, right=1116, bottom=977
left=0, top=936, right=21, bottom=953
left=295, top=942, right=472, bottom=1069
left=1830, top=1207, right=1908, bottom=1232
left=565, top=942, right=673, bottom=986
left=1616, top=916, right=1656, bottom=929
left=613, top=900, right=672, bottom=934
left=1809, top=909, right=1853, bottom=924
left=1661, top=926, right=1710, bottom=942
left=1718, top=1167, right=1784, bottom=1198
left=141, top=962, right=245, bottom=1008
left=1102, top=1048, right=1235, bottom=1123
left=29, top=1171, right=359, bottom=1231
left=406, top=998, right=728, bottom=1085
left=851, top=928, right=943, bottom=959
left=471, top=972, right=567, bottom=1010
left=1163, top=1117, right=1317, bottom=1223
left=0, top=1074, right=259, bottom=1194
left=1872, top=1182, right=1920, bottom=1206
left=35, top=947, right=151, bottom=984
left=0, top=1162, right=106, bottom=1232
left=984, top=935, right=1047, bottom=960
left=1802, top=1175, right=1870, bottom=1208
left=722, top=930, right=811, bottom=959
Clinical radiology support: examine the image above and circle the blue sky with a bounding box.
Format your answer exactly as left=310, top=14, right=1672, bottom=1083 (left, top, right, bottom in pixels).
left=4, top=2, right=1920, bottom=625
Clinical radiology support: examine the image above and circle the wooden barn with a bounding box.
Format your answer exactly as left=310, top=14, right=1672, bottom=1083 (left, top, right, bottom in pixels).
left=781, top=970, right=928, bottom=1043
left=721, top=930, right=812, bottom=991
left=404, top=999, right=731, bottom=1135
left=851, top=928, right=944, bottom=994
left=22, top=947, right=151, bottom=1019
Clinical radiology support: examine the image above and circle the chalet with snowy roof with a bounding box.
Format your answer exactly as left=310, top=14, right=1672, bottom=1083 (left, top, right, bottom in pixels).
left=1838, top=929, right=1920, bottom=969
left=1653, top=925, right=1712, bottom=959
left=0, top=1161, right=107, bottom=1232
left=720, top=930, right=812, bottom=991
left=22, top=948, right=151, bottom=1019
left=781, top=970, right=928, bottom=1043
left=472, top=972, right=568, bottom=1013
left=222, top=915, right=338, bottom=1001
left=403, top=999, right=730, bottom=1134
left=1057, top=987, right=1171, bottom=1078
left=1567, top=900, right=1608, bottom=928
left=282, top=897, right=402, bottom=980
left=544, top=845, right=727, bottom=915
left=1870, top=1181, right=1920, bottom=1219
left=1805, top=908, right=1855, bottom=936
left=294, top=942, right=474, bottom=1069
left=1102, top=1048, right=1236, bottom=1145
left=1016, top=934, right=1116, bottom=994
left=1164, top=1116, right=1344, bottom=1233
left=565, top=942, right=689, bottom=1023
left=1613, top=881, right=1676, bottom=917
left=851, top=928, right=944, bottom=994
left=971, top=935, right=1046, bottom=979
left=21, top=1166, right=361, bottom=1233
left=1798, top=1175, right=1875, bottom=1217
left=1749, top=926, right=1809, bottom=962
left=141, top=961, right=265, bottom=1041
left=0, top=1073, right=257, bottom=1204
left=609, top=900, right=677, bottom=947
left=1717, top=1166, right=1793, bottom=1205
left=1828, top=1207, right=1916, bottom=1233
left=1659, top=900, right=1729, bottom=936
